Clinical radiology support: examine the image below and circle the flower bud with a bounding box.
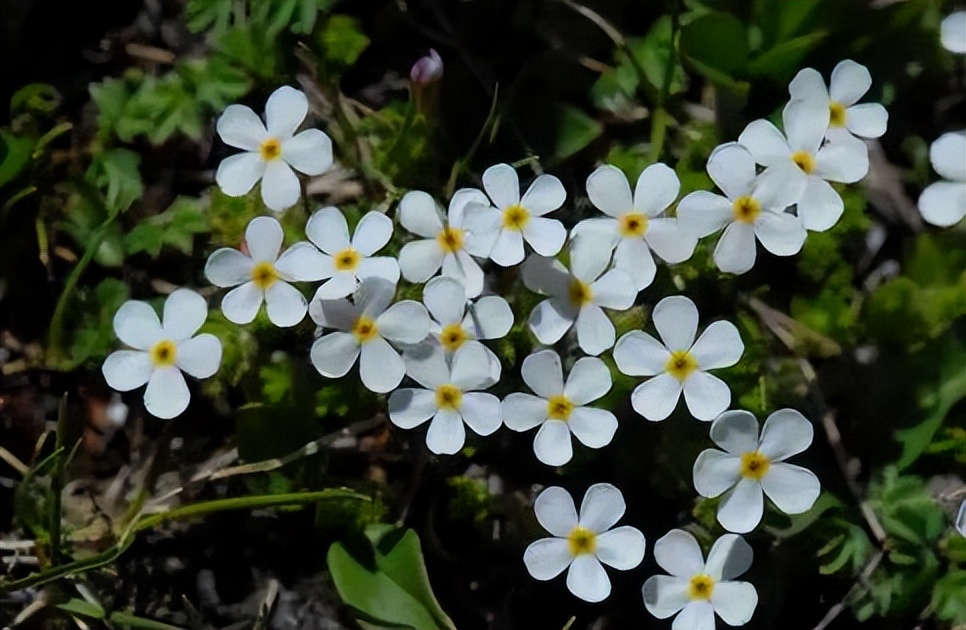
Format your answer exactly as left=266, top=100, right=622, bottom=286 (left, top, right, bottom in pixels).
left=410, top=49, right=443, bottom=86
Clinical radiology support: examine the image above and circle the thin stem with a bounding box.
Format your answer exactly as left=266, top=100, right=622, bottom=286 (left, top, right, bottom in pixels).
left=444, top=85, right=500, bottom=199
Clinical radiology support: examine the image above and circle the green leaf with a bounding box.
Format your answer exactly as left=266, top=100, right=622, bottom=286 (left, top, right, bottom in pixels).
left=186, top=0, right=233, bottom=34
left=56, top=598, right=106, bottom=619
left=124, top=197, right=207, bottom=257
left=70, top=278, right=130, bottom=365
left=218, top=25, right=280, bottom=81
left=550, top=104, right=603, bottom=160
left=86, top=149, right=143, bottom=214
left=932, top=569, right=966, bottom=624
left=623, top=17, right=687, bottom=101
left=749, top=31, right=828, bottom=77
left=0, top=128, right=36, bottom=188
left=318, top=15, right=370, bottom=72
left=680, top=12, right=749, bottom=82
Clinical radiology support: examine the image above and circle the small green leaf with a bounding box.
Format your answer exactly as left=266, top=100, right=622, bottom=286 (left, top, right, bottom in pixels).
left=0, top=129, right=36, bottom=188
left=56, top=598, right=106, bottom=619
left=319, top=15, right=371, bottom=71
left=87, top=148, right=142, bottom=214
left=680, top=12, right=749, bottom=81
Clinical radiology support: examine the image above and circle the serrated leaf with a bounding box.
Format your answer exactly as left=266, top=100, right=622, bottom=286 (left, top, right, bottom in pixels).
left=319, top=15, right=370, bottom=71
left=87, top=148, right=142, bottom=214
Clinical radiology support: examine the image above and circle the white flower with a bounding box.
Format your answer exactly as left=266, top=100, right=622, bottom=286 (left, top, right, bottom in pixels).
left=643, top=530, right=758, bottom=630
left=467, top=163, right=567, bottom=266
left=738, top=98, right=869, bottom=231
left=524, top=483, right=645, bottom=603
left=522, top=246, right=636, bottom=356
left=388, top=343, right=502, bottom=454
left=216, top=86, right=333, bottom=212
left=309, top=278, right=430, bottom=393
left=613, top=295, right=743, bottom=422
left=676, top=143, right=806, bottom=275
left=102, top=289, right=222, bottom=419
left=397, top=189, right=500, bottom=297
left=918, top=132, right=966, bottom=227
left=419, top=276, right=512, bottom=384
left=693, top=409, right=821, bottom=534
left=788, top=60, right=888, bottom=141
left=503, top=350, right=618, bottom=466
left=942, top=11, right=966, bottom=54
left=306, top=207, right=401, bottom=300
left=205, top=216, right=325, bottom=327
left=571, top=163, right=697, bottom=290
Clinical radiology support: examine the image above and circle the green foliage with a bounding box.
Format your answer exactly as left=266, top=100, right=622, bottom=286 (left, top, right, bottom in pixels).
left=680, top=12, right=750, bottom=91
left=447, top=477, right=490, bottom=524
left=187, top=0, right=335, bottom=36
left=124, top=197, right=207, bottom=257
left=86, top=148, right=143, bottom=215
left=318, top=15, right=371, bottom=73
left=69, top=279, right=130, bottom=365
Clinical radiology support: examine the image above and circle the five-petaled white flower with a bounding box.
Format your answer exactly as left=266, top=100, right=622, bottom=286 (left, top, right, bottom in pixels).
left=524, top=483, right=645, bottom=603
left=309, top=278, right=429, bottom=393
left=388, top=343, right=502, bottom=455
left=216, top=86, right=333, bottom=212
left=306, top=207, right=401, bottom=300
left=942, top=11, right=966, bottom=54
left=738, top=98, right=869, bottom=232
left=102, top=289, right=222, bottom=419
left=693, top=409, right=821, bottom=534
left=522, top=245, right=636, bottom=356
left=419, top=277, right=511, bottom=384
left=572, top=163, right=697, bottom=290
left=397, top=189, right=500, bottom=297
left=677, top=143, right=806, bottom=274
left=918, top=132, right=966, bottom=227
left=205, top=216, right=325, bottom=327
left=503, top=350, right=618, bottom=466
left=788, top=60, right=888, bottom=142
left=466, top=163, right=567, bottom=267
left=643, top=530, right=758, bottom=630
left=613, top=295, right=743, bottom=422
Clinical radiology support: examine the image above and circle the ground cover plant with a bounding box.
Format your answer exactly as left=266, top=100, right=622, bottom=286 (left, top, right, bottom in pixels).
left=0, top=1, right=964, bottom=629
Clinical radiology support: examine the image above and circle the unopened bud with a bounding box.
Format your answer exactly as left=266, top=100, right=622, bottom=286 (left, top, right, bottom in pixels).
left=410, top=49, right=443, bottom=86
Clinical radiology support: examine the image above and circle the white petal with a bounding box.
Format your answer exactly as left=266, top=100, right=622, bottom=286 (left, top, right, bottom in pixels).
left=634, top=163, right=680, bottom=215
left=281, top=129, right=332, bottom=175
left=502, top=393, right=549, bottom=432
left=676, top=191, right=734, bottom=238
left=762, top=463, right=821, bottom=514
left=216, top=153, right=266, bottom=197
left=521, top=350, right=566, bottom=397
left=465, top=295, right=513, bottom=340
left=645, top=218, right=697, bottom=264
left=114, top=300, right=162, bottom=350
left=399, top=190, right=443, bottom=238
left=246, top=216, right=283, bottom=263
left=590, top=268, right=636, bottom=310
left=460, top=392, right=502, bottom=436
left=522, top=217, right=567, bottom=257
left=569, top=236, right=611, bottom=283
left=533, top=421, right=574, bottom=465
left=449, top=342, right=492, bottom=390
left=143, top=366, right=190, bottom=419
left=399, top=240, right=444, bottom=283
left=693, top=449, right=742, bottom=498
left=705, top=533, right=754, bottom=580
left=564, top=357, right=611, bottom=405
left=717, top=478, right=764, bottom=534
left=534, top=486, right=578, bottom=537
left=714, top=222, right=758, bottom=275
left=482, top=163, right=521, bottom=208
left=578, top=482, right=625, bottom=532
left=613, top=331, right=670, bottom=376
left=161, top=289, right=207, bottom=341
left=265, top=282, right=307, bottom=327
left=313, top=273, right=357, bottom=301
left=357, top=277, right=396, bottom=316
left=567, top=407, right=617, bottom=449
left=759, top=408, right=813, bottom=460
left=523, top=538, right=573, bottom=580
left=216, top=104, right=267, bottom=150
left=310, top=332, right=361, bottom=378
left=377, top=301, right=430, bottom=345
left=653, top=530, right=706, bottom=577
left=689, top=321, right=743, bottom=370
left=738, top=119, right=791, bottom=167
left=305, top=207, right=351, bottom=254
left=575, top=305, right=615, bottom=356
left=274, top=242, right=328, bottom=281
left=787, top=67, right=828, bottom=102
left=175, top=334, right=222, bottom=379
left=442, top=250, right=485, bottom=298
left=642, top=575, right=690, bottom=619
left=571, top=217, right=620, bottom=247
left=672, top=601, right=716, bottom=630
left=829, top=60, right=871, bottom=106
left=447, top=187, right=490, bottom=225
left=352, top=211, right=394, bottom=256
left=613, top=237, right=655, bottom=290
left=489, top=229, right=525, bottom=266
left=755, top=210, right=807, bottom=256
left=710, top=410, right=762, bottom=455
left=221, top=282, right=263, bottom=325
left=797, top=176, right=844, bottom=232
left=707, top=142, right=757, bottom=199
left=683, top=371, right=732, bottom=421
left=356, top=256, right=400, bottom=286
left=264, top=86, right=307, bottom=138
left=260, top=160, right=300, bottom=212
left=596, top=526, right=645, bottom=570
left=102, top=350, right=151, bottom=391
left=586, top=164, right=632, bottom=217
left=205, top=248, right=254, bottom=287
left=814, top=134, right=869, bottom=183
left=309, top=296, right=360, bottom=330
left=653, top=295, right=698, bottom=351
left=522, top=255, right=570, bottom=296
left=711, top=581, right=759, bottom=626
left=423, top=276, right=466, bottom=326
left=521, top=174, right=566, bottom=215
left=426, top=409, right=466, bottom=454
left=942, top=11, right=966, bottom=53
left=528, top=299, right=577, bottom=346
left=782, top=98, right=827, bottom=154
left=460, top=206, right=502, bottom=256
left=751, top=162, right=806, bottom=212
left=930, top=132, right=966, bottom=182
left=630, top=373, right=683, bottom=421
left=918, top=181, right=966, bottom=227
left=359, top=337, right=406, bottom=393
left=388, top=388, right=437, bottom=428
left=845, top=103, right=888, bottom=139
left=566, top=555, right=610, bottom=603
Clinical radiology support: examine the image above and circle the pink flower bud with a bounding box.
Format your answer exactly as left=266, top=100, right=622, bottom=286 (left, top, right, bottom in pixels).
left=410, top=49, right=443, bottom=86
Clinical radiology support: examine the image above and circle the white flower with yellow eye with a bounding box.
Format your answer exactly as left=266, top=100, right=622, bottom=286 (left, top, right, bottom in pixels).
left=309, top=278, right=430, bottom=393
left=613, top=296, right=743, bottom=422
left=643, top=530, right=758, bottom=630
left=524, top=484, right=645, bottom=603
left=205, top=216, right=326, bottom=327
left=693, top=409, right=821, bottom=534
left=102, top=289, right=222, bottom=419
left=306, top=207, right=400, bottom=300
left=676, top=143, right=806, bottom=275
left=503, top=350, right=618, bottom=466
left=918, top=132, right=966, bottom=227
left=571, top=163, right=697, bottom=290
left=215, top=86, right=332, bottom=212
left=788, top=60, right=888, bottom=142
left=397, top=189, right=501, bottom=297
left=388, top=343, right=502, bottom=455
left=465, top=163, right=567, bottom=267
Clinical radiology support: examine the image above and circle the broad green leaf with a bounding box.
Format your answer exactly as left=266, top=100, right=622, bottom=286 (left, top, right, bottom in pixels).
left=0, top=129, right=36, bottom=188
left=749, top=31, right=828, bottom=77
left=56, top=598, right=106, bottom=619
left=680, top=12, right=749, bottom=81
left=551, top=104, right=603, bottom=160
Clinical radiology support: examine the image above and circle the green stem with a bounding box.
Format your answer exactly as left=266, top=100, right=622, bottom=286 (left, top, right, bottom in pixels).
left=649, top=0, right=680, bottom=163
left=444, top=85, right=500, bottom=199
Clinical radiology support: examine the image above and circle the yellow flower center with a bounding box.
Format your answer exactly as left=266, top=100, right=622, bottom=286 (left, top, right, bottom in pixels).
left=435, top=384, right=463, bottom=411
left=740, top=450, right=771, bottom=480
left=732, top=195, right=762, bottom=224
left=566, top=526, right=598, bottom=556
left=688, top=574, right=716, bottom=601
left=259, top=137, right=282, bottom=161
left=546, top=394, right=575, bottom=421
left=439, top=323, right=468, bottom=351
left=665, top=350, right=699, bottom=381
left=619, top=212, right=649, bottom=238
left=333, top=248, right=361, bottom=272
left=251, top=261, right=280, bottom=290
left=352, top=315, right=379, bottom=344
left=791, top=150, right=816, bottom=174
left=829, top=101, right=847, bottom=128
left=502, top=204, right=530, bottom=231
left=568, top=279, right=593, bottom=307
left=436, top=226, right=465, bottom=254
left=149, top=339, right=178, bottom=367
